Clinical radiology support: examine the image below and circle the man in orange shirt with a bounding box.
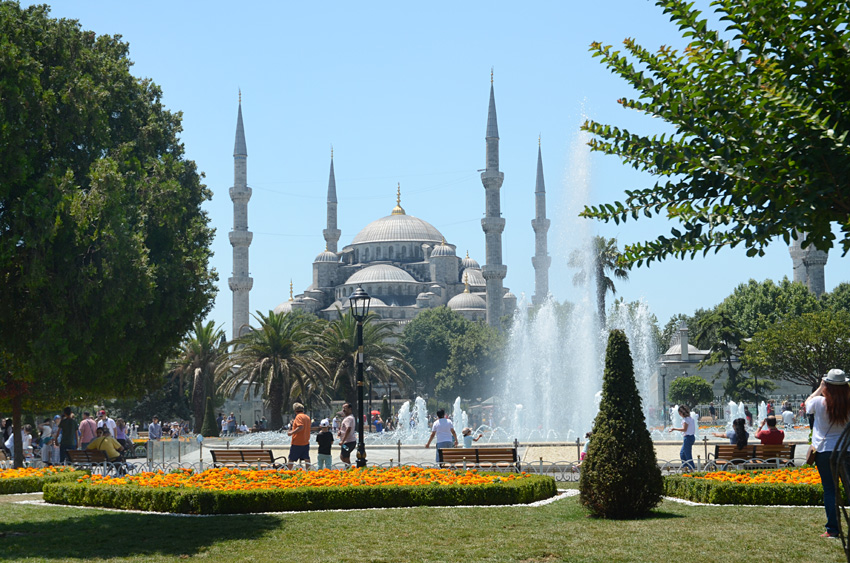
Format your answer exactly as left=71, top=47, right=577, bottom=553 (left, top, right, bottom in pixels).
left=287, top=403, right=312, bottom=469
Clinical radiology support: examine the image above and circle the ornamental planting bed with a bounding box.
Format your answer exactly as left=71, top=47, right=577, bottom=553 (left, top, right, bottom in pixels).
left=664, top=467, right=834, bottom=505
left=42, top=466, right=557, bottom=514
left=0, top=466, right=87, bottom=494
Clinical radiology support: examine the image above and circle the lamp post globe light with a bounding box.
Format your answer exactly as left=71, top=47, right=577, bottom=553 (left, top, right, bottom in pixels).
left=348, top=286, right=371, bottom=468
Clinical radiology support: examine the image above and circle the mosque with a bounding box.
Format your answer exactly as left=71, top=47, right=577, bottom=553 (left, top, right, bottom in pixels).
left=227, top=77, right=552, bottom=337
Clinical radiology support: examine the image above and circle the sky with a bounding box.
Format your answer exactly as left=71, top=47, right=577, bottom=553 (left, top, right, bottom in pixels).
left=31, top=0, right=849, bottom=337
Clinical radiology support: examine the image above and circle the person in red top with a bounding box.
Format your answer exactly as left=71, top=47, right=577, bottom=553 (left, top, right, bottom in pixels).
left=78, top=412, right=98, bottom=449
left=755, top=415, right=785, bottom=445
left=287, top=403, right=312, bottom=469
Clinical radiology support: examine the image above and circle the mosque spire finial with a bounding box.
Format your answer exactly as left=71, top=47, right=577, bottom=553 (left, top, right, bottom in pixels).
left=463, top=271, right=470, bottom=293
left=392, top=182, right=405, bottom=215
left=331, top=144, right=333, bottom=160
left=289, top=280, right=293, bottom=301
left=239, top=88, right=241, bottom=105
left=490, top=67, right=493, bottom=84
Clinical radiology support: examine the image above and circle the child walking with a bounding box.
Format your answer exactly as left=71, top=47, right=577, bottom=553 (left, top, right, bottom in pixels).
left=316, top=419, right=334, bottom=470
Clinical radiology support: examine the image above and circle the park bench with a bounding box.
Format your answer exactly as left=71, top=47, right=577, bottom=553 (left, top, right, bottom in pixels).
left=710, top=443, right=796, bottom=469
left=210, top=449, right=287, bottom=469
left=66, top=449, right=131, bottom=475
left=438, top=447, right=521, bottom=472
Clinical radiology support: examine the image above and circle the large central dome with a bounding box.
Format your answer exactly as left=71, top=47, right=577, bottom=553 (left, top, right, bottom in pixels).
left=351, top=213, right=444, bottom=245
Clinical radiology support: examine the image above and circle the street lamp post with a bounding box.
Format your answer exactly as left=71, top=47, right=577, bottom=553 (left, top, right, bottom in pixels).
left=348, top=286, right=371, bottom=468
left=660, top=366, right=668, bottom=426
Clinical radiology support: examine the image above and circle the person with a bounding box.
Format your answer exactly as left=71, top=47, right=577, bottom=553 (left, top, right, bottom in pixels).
left=57, top=406, right=78, bottom=463
left=96, top=410, right=117, bottom=437
left=374, top=415, right=384, bottom=434
left=805, top=368, right=850, bottom=539
left=4, top=424, right=33, bottom=464
left=260, top=416, right=268, bottom=431
left=148, top=415, right=163, bottom=441
left=78, top=411, right=97, bottom=450
left=331, top=414, right=339, bottom=435
left=115, top=418, right=129, bottom=450
left=216, top=412, right=223, bottom=432
left=461, top=428, right=482, bottom=448
left=315, top=419, right=334, bottom=470
left=338, top=403, right=357, bottom=466
left=581, top=431, right=593, bottom=462
left=755, top=415, right=784, bottom=445
left=287, top=403, right=312, bottom=469
left=744, top=406, right=753, bottom=427
left=227, top=413, right=237, bottom=437
left=425, top=409, right=458, bottom=463
left=87, top=427, right=126, bottom=475
left=782, top=406, right=796, bottom=430
left=670, top=405, right=696, bottom=469
left=220, top=415, right=228, bottom=436
left=708, top=402, right=716, bottom=424
left=713, top=418, right=749, bottom=449
left=39, top=418, right=55, bottom=466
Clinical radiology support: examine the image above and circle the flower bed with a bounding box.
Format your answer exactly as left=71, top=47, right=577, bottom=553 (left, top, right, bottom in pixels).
left=0, top=466, right=87, bottom=494
left=664, top=467, right=831, bottom=505
left=42, top=467, right=557, bottom=514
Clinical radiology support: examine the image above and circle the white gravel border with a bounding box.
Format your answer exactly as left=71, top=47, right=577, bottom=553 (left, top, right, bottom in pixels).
left=14, top=490, right=577, bottom=517
left=662, top=495, right=823, bottom=508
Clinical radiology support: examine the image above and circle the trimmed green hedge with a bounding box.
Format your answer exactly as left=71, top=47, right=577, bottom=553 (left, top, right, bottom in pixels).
left=664, top=474, right=828, bottom=506
left=0, top=470, right=87, bottom=495
left=43, top=474, right=557, bottom=514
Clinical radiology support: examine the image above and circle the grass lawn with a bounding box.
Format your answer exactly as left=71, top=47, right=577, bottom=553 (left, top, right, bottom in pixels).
left=0, top=489, right=844, bottom=563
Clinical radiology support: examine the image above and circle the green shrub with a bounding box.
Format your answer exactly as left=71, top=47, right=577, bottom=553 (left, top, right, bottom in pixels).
left=0, top=470, right=87, bottom=495
left=43, top=474, right=557, bottom=514
left=201, top=396, right=219, bottom=438
left=580, top=329, right=663, bottom=518
left=663, top=474, right=829, bottom=505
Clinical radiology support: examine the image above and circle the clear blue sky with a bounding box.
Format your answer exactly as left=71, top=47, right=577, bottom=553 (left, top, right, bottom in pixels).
left=33, top=1, right=848, bottom=336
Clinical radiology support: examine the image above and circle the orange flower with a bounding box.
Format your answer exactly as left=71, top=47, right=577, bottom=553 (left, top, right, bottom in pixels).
left=682, top=467, right=821, bottom=485
left=0, top=466, right=77, bottom=480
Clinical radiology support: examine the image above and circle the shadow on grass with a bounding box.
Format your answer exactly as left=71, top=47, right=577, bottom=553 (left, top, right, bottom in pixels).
left=0, top=508, right=281, bottom=561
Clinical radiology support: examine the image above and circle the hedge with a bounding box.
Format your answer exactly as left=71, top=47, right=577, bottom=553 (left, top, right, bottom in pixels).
left=664, top=474, right=831, bottom=506
left=43, top=474, right=557, bottom=514
left=0, top=470, right=87, bottom=495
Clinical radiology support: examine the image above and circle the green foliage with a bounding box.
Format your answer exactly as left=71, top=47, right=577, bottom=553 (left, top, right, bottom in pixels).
left=580, top=0, right=850, bottom=266
left=569, top=237, right=629, bottom=326
left=580, top=330, right=663, bottom=518
left=718, top=278, right=821, bottom=336
left=172, top=321, right=227, bottom=433
left=692, top=309, right=750, bottom=399
left=663, top=474, right=832, bottom=506
left=742, top=311, right=850, bottom=391
left=434, top=322, right=504, bottom=401
left=381, top=397, right=390, bottom=422
left=668, top=375, right=713, bottom=408
left=822, top=283, right=850, bottom=315
left=42, top=474, right=556, bottom=514
left=201, top=396, right=219, bottom=438
left=106, top=373, right=191, bottom=424
left=0, top=471, right=86, bottom=495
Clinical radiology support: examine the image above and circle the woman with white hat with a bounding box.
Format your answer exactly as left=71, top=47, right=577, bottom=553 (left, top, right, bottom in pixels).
left=805, top=368, right=850, bottom=539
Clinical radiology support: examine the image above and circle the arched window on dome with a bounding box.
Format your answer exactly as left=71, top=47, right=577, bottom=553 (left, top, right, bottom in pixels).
left=401, top=246, right=407, bottom=260
left=376, top=247, right=382, bottom=260
left=354, top=249, right=359, bottom=263
left=388, top=246, right=394, bottom=260
left=363, top=248, right=369, bottom=262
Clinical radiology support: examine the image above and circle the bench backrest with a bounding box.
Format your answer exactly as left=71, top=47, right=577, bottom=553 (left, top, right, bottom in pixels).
left=438, top=447, right=518, bottom=465
left=754, top=444, right=795, bottom=458
left=713, top=444, right=757, bottom=460
left=713, top=443, right=795, bottom=461
left=210, top=449, right=275, bottom=465
left=67, top=449, right=108, bottom=463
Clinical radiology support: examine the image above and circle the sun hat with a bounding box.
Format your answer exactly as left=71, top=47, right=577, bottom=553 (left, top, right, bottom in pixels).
left=320, top=419, right=329, bottom=427
left=824, top=369, right=848, bottom=385
left=462, top=428, right=472, bottom=436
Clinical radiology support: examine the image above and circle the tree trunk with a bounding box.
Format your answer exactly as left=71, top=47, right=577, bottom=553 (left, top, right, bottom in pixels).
left=268, top=375, right=284, bottom=431
left=11, top=391, right=23, bottom=469
left=192, top=367, right=205, bottom=434
left=596, top=266, right=607, bottom=328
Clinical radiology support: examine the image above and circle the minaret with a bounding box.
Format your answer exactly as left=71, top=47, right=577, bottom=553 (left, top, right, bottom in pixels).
left=323, top=147, right=341, bottom=253
left=228, top=91, right=253, bottom=338
left=531, top=136, right=551, bottom=306
left=481, top=70, right=507, bottom=328
left=789, top=232, right=828, bottom=296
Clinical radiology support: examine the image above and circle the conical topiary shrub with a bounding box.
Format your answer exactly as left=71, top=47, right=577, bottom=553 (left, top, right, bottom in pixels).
left=579, top=329, right=663, bottom=518
left=201, top=396, right=219, bottom=438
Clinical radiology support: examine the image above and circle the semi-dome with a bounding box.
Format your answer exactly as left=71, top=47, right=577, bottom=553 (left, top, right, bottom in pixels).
left=447, top=291, right=486, bottom=311
left=430, top=240, right=456, bottom=258
left=273, top=299, right=295, bottom=314
left=344, top=264, right=416, bottom=285
left=461, top=252, right=480, bottom=270
left=503, top=291, right=516, bottom=299
left=351, top=213, right=444, bottom=245
left=313, top=250, right=339, bottom=263
left=341, top=296, right=387, bottom=308
left=463, top=268, right=486, bottom=287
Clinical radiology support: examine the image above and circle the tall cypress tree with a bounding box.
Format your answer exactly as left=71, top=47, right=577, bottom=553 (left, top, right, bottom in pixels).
left=201, top=397, right=219, bottom=438
left=580, top=329, right=662, bottom=518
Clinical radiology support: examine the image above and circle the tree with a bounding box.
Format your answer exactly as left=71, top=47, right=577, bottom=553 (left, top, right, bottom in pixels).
left=172, top=321, right=227, bottom=433
left=318, top=310, right=412, bottom=405
left=201, top=396, right=219, bottom=438
left=381, top=396, right=391, bottom=422
left=0, top=5, right=216, bottom=466
left=741, top=311, right=850, bottom=392
left=693, top=309, right=749, bottom=399
left=579, top=329, right=662, bottom=518
left=216, top=311, right=327, bottom=430
left=822, top=283, right=850, bottom=316
left=400, top=307, right=475, bottom=396
left=434, top=322, right=505, bottom=401
left=717, top=278, right=821, bottom=336
left=580, top=0, right=850, bottom=266
left=668, top=375, right=713, bottom=408
left=569, top=236, right=628, bottom=326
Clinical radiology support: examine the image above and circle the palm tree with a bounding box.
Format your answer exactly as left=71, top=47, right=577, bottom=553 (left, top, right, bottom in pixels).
left=216, top=311, right=327, bottom=430
left=172, top=320, right=227, bottom=433
left=569, top=236, right=629, bottom=327
left=318, top=309, right=413, bottom=405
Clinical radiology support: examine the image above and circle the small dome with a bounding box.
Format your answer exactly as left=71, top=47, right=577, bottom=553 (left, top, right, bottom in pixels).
left=314, top=250, right=339, bottom=263
left=273, top=300, right=294, bottom=315
left=448, top=291, right=486, bottom=311
left=345, top=264, right=416, bottom=285
left=463, top=268, right=486, bottom=287
left=322, top=300, right=345, bottom=312
left=416, top=292, right=431, bottom=300
left=503, top=291, right=516, bottom=299
left=430, top=241, right=456, bottom=258
left=341, top=296, right=387, bottom=308
left=461, top=253, right=480, bottom=270
left=664, top=343, right=702, bottom=356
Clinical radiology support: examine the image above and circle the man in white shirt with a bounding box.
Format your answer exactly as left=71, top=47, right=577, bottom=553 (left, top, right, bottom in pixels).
left=97, top=410, right=117, bottom=437
left=424, top=409, right=458, bottom=463
left=781, top=407, right=795, bottom=429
